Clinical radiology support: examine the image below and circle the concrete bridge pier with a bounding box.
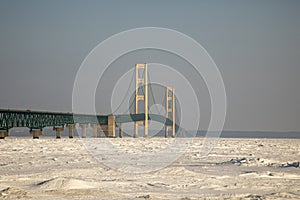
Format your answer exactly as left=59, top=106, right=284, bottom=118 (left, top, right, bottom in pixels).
left=53, top=127, right=64, bottom=139
left=107, top=115, right=116, bottom=138
left=0, top=131, right=9, bottom=139
left=172, top=129, right=175, bottom=138
left=134, top=123, right=138, bottom=138
left=119, top=123, right=123, bottom=138
left=91, top=124, right=98, bottom=137
left=80, top=124, right=87, bottom=138
left=165, top=126, right=175, bottom=138
left=165, top=126, right=169, bottom=138
left=67, top=124, right=75, bottom=138
left=100, top=125, right=107, bottom=137
left=97, top=125, right=104, bottom=137
left=30, top=129, right=42, bottom=139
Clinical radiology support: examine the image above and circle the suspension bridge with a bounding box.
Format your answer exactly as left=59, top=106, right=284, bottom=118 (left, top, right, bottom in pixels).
left=0, top=64, right=180, bottom=139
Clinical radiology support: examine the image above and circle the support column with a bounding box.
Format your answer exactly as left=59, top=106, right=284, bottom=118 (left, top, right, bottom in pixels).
left=134, top=122, right=139, bottom=138
left=119, top=123, right=123, bottom=138
left=144, top=64, right=148, bottom=137
left=135, top=64, right=140, bottom=138
left=134, top=63, right=148, bottom=138
left=0, top=131, right=9, bottom=139
left=172, top=87, right=176, bottom=138
left=107, top=115, right=116, bottom=138
left=92, top=124, right=98, bottom=137
left=165, top=87, right=169, bottom=138
left=165, top=87, right=175, bottom=138
left=98, top=125, right=104, bottom=137
left=80, top=124, right=87, bottom=138
left=165, top=126, right=169, bottom=138
left=67, top=124, right=75, bottom=138
left=30, top=129, right=43, bottom=139
left=53, top=127, right=64, bottom=139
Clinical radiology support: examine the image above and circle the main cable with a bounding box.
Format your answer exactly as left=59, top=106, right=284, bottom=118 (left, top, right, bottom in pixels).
left=112, top=69, right=135, bottom=114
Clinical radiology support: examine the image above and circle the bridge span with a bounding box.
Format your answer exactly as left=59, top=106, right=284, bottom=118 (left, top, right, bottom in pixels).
left=0, top=109, right=179, bottom=139
left=0, top=64, right=178, bottom=139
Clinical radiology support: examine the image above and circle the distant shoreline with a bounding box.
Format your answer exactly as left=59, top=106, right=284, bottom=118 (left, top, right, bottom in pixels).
left=198, top=131, right=300, bottom=139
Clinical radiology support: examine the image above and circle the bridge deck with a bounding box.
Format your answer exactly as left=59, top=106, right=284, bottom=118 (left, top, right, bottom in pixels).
left=0, top=109, right=178, bottom=131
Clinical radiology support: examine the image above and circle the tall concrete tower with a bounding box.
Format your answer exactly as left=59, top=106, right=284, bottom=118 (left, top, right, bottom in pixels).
left=134, top=63, right=148, bottom=138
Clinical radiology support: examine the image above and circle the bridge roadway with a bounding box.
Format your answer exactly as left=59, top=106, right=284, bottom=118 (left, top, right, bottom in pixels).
left=0, top=109, right=178, bottom=139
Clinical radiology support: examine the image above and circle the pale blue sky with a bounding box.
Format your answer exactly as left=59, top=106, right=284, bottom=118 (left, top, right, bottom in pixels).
left=0, top=0, right=299, bottom=131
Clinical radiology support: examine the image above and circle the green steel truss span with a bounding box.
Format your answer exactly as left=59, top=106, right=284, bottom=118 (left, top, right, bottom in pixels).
left=0, top=109, right=107, bottom=130
left=0, top=109, right=178, bottom=131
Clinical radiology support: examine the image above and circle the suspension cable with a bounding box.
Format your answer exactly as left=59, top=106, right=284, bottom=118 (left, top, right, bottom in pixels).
left=147, top=70, right=164, bottom=116
left=112, top=69, right=135, bottom=114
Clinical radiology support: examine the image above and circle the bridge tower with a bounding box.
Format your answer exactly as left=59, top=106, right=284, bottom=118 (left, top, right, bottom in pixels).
left=134, top=63, right=148, bottom=138
left=165, top=87, right=175, bottom=137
